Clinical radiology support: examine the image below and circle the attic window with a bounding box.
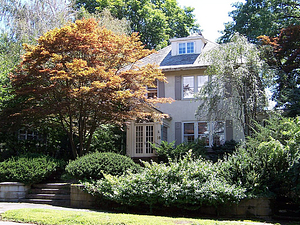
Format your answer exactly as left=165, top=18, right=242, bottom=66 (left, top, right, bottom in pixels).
left=179, top=42, right=194, bottom=54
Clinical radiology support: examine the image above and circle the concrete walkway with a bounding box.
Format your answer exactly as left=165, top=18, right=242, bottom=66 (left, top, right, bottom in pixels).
left=0, top=202, right=92, bottom=224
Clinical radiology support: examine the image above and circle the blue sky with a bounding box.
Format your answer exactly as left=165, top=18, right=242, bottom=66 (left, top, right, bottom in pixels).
left=177, top=0, right=245, bottom=42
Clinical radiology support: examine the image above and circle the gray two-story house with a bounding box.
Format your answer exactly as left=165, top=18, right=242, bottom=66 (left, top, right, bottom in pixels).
left=126, top=34, right=244, bottom=160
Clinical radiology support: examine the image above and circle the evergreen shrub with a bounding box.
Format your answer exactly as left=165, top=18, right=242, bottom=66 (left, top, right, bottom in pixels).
left=65, top=152, right=141, bottom=180
left=0, top=153, right=65, bottom=185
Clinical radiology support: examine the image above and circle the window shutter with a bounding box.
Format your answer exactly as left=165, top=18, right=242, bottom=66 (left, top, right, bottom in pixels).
left=226, top=120, right=233, bottom=141
left=158, top=81, right=165, bottom=98
left=175, top=76, right=182, bottom=100
left=175, top=122, right=182, bottom=146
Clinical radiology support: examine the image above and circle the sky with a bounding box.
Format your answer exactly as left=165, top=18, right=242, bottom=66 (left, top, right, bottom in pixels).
left=176, top=0, right=245, bottom=42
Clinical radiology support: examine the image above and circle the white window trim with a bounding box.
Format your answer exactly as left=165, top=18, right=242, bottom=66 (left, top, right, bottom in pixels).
left=182, top=75, right=209, bottom=99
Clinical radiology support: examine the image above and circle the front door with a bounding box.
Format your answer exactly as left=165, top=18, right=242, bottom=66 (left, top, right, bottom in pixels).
left=135, top=124, right=154, bottom=155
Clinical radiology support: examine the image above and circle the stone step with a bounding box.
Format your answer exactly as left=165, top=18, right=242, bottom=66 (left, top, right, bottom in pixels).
left=26, top=193, right=70, bottom=200
left=29, top=188, right=70, bottom=194
left=20, top=182, right=71, bottom=207
left=32, top=183, right=70, bottom=189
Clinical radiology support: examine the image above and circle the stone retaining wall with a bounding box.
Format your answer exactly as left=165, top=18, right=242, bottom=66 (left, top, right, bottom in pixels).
left=70, top=184, right=272, bottom=219
left=199, top=198, right=272, bottom=220
left=0, top=182, right=30, bottom=202
left=70, top=184, right=97, bottom=208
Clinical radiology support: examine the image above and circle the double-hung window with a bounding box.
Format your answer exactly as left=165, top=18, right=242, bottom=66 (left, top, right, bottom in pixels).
left=183, top=123, right=195, bottom=142
left=183, top=121, right=225, bottom=146
left=183, top=75, right=208, bottom=99
left=179, top=42, right=194, bottom=54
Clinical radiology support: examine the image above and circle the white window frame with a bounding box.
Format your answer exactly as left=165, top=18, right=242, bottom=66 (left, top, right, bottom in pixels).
left=178, top=42, right=195, bottom=54
left=182, top=121, right=225, bottom=147
left=134, top=123, right=155, bottom=155
left=18, top=129, right=40, bottom=141
left=182, top=75, right=209, bottom=99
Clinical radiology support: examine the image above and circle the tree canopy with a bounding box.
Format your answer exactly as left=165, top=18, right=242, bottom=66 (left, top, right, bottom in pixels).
left=0, top=0, right=75, bottom=44
left=258, top=25, right=300, bottom=117
left=2, top=19, right=172, bottom=158
left=196, top=34, right=270, bottom=136
left=74, top=0, right=200, bottom=49
left=219, top=0, right=300, bottom=43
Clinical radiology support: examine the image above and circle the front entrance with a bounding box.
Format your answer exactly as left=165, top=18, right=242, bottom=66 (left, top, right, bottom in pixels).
left=135, top=124, right=154, bottom=155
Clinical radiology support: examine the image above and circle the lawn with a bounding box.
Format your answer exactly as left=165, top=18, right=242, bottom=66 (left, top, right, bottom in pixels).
left=0, top=208, right=276, bottom=225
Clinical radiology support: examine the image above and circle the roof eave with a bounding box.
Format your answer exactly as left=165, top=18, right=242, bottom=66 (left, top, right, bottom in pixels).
left=160, top=65, right=208, bottom=72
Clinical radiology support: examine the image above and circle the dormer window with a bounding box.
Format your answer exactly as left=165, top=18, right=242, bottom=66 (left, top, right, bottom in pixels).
left=170, top=35, right=206, bottom=56
left=179, top=42, right=195, bottom=54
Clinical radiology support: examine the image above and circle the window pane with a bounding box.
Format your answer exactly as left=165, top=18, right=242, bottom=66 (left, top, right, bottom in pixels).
left=136, top=126, right=143, bottom=153
left=187, top=42, right=194, bottom=53
left=179, top=43, right=186, bottom=54
left=184, top=123, right=194, bottom=142
left=145, top=125, right=154, bottom=154
left=198, top=122, right=209, bottom=145
left=147, top=80, right=157, bottom=98
left=184, top=135, right=194, bottom=142
left=213, top=121, right=225, bottom=146
left=183, top=76, right=194, bottom=98
left=197, top=76, right=208, bottom=91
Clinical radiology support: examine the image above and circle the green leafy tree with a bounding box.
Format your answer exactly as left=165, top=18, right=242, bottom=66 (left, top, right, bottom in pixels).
left=259, top=25, right=300, bottom=117
left=0, top=34, right=20, bottom=109
left=78, top=8, right=131, bottom=35
left=220, top=0, right=300, bottom=43
left=74, top=0, right=199, bottom=49
left=2, top=19, right=171, bottom=159
left=196, top=33, right=270, bottom=136
left=0, top=0, right=75, bottom=44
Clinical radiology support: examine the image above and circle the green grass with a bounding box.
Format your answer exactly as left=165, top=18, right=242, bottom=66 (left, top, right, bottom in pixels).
left=0, top=208, right=275, bottom=225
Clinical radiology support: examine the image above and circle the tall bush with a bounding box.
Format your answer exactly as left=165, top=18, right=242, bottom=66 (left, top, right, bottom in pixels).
left=219, top=115, right=300, bottom=202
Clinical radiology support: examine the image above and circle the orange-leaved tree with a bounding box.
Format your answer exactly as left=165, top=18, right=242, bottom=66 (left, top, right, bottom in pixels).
left=9, top=18, right=171, bottom=158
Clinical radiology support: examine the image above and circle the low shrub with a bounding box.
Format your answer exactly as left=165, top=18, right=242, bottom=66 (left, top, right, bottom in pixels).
left=83, top=152, right=246, bottom=213
left=0, top=153, right=65, bottom=185
left=65, top=152, right=141, bottom=180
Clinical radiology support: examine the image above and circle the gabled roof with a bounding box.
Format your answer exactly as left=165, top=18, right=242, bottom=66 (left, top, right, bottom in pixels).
left=139, top=39, right=219, bottom=72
